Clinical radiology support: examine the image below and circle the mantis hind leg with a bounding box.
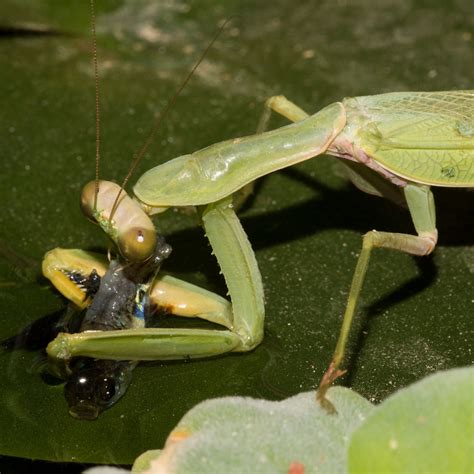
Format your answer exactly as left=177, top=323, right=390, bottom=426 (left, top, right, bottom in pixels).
left=317, top=183, right=438, bottom=413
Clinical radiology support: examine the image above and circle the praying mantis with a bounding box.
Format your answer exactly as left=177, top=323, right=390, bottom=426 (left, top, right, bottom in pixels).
left=41, top=3, right=473, bottom=419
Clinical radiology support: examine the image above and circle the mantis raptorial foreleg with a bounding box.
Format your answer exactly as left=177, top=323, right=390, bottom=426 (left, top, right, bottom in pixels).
left=47, top=196, right=264, bottom=362
left=43, top=249, right=234, bottom=328
left=149, top=274, right=234, bottom=328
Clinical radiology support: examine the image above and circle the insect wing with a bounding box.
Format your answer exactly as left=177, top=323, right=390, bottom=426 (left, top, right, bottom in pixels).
left=348, top=91, right=474, bottom=187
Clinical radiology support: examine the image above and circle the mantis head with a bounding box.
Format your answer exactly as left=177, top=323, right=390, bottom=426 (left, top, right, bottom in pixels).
left=80, top=180, right=157, bottom=263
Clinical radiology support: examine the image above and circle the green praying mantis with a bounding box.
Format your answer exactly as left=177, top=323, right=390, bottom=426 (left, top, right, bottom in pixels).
left=41, top=5, right=474, bottom=418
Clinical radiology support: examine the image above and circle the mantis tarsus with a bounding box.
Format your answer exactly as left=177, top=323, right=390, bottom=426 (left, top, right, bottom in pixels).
left=42, top=5, right=473, bottom=417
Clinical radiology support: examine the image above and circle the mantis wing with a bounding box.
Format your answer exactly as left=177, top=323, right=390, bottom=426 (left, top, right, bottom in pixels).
left=347, top=91, right=474, bottom=187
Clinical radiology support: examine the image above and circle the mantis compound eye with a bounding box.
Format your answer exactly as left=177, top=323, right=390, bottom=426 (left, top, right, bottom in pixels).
left=80, top=180, right=99, bottom=223
left=64, top=358, right=134, bottom=420
left=117, top=226, right=157, bottom=262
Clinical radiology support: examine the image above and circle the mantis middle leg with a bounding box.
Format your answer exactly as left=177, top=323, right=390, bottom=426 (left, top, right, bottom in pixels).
left=257, top=95, right=310, bottom=132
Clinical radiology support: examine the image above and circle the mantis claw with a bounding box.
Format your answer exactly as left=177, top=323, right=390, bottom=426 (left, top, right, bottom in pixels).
left=316, top=361, right=347, bottom=414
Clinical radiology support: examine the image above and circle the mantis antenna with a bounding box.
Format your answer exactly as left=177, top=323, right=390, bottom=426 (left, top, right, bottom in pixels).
left=106, top=16, right=235, bottom=224
left=90, top=0, right=101, bottom=212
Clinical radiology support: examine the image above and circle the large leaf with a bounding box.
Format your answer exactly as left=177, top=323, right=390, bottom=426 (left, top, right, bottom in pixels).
left=0, top=0, right=472, bottom=468
left=132, top=387, right=373, bottom=473
left=83, top=368, right=472, bottom=473
left=348, top=367, right=474, bottom=473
